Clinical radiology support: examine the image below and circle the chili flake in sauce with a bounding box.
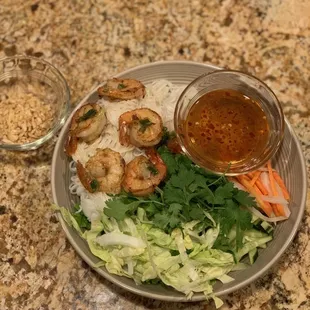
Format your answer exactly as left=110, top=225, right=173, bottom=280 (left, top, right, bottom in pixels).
left=184, top=89, right=269, bottom=164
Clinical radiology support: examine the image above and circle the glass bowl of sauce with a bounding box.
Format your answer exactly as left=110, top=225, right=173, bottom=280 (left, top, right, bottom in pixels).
left=174, top=70, right=284, bottom=175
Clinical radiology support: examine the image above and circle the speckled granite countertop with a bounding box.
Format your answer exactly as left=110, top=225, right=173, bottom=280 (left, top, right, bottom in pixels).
left=0, top=0, right=310, bottom=309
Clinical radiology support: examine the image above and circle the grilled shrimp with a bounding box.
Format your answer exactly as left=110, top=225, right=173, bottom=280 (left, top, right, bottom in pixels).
left=122, top=148, right=167, bottom=196
left=65, top=103, right=106, bottom=156
left=119, top=108, right=163, bottom=147
left=76, top=148, right=125, bottom=194
left=98, top=78, right=146, bottom=100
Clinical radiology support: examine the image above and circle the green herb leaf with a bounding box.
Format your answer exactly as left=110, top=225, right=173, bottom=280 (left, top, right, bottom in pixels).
left=104, top=199, right=143, bottom=221
left=213, top=182, right=234, bottom=204
left=153, top=203, right=182, bottom=231
left=170, top=249, right=180, bottom=256
left=168, top=203, right=183, bottom=229
left=147, top=164, right=158, bottom=175
left=118, top=83, right=126, bottom=89
left=187, top=187, right=215, bottom=204
left=234, top=190, right=257, bottom=207
left=163, top=184, right=185, bottom=204
left=158, top=146, right=178, bottom=175
left=72, top=204, right=91, bottom=230
left=78, top=109, right=97, bottom=122
left=161, top=126, right=170, bottom=143
left=189, top=204, right=205, bottom=220
left=153, top=212, right=170, bottom=230
left=214, top=198, right=252, bottom=251
left=213, top=233, right=232, bottom=252
left=194, top=174, right=208, bottom=189
left=90, top=179, right=99, bottom=192
left=104, top=200, right=131, bottom=221
left=169, top=203, right=183, bottom=214
left=144, top=202, right=160, bottom=217
left=158, top=127, right=177, bottom=146
left=138, top=118, right=154, bottom=133
left=169, top=215, right=181, bottom=229
left=188, top=183, right=198, bottom=192
left=170, top=169, right=196, bottom=189
left=176, top=154, right=192, bottom=171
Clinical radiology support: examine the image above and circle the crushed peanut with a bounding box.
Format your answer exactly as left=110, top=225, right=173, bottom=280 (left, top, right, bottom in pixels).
left=0, top=90, right=56, bottom=144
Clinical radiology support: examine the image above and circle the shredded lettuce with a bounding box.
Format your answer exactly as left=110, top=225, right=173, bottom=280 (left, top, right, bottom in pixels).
left=96, top=232, right=146, bottom=248
left=54, top=200, right=273, bottom=309
left=52, top=204, right=84, bottom=236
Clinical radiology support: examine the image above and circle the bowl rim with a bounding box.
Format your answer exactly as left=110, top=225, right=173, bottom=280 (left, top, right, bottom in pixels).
left=51, top=60, right=308, bottom=302
left=174, top=69, right=285, bottom=176
left=0, top=54, right=70, bottom=151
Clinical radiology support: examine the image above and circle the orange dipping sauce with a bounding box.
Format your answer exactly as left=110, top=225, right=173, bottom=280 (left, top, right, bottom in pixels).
left=184, top=89, right=269, bottom=165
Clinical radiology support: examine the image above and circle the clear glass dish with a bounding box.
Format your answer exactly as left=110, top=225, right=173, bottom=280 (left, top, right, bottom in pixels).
left=0, top=55, right=70, bottom=151
left=174, top=70, right=284, bottom=175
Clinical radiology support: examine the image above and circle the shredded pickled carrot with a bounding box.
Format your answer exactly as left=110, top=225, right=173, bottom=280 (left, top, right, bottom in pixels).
left=236, top=175, right=273, bottom=217
left=267, top=161, right=277, bottom=196
left=273, top=171, right=290, bottom=200
left=250, top=171, right=261, bottom=187
left=267, top=161, right=286, bottom=217
left=255, top=179, right=269, bottom=195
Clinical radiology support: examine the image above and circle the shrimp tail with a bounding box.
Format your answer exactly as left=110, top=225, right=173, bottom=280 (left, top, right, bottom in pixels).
left=65, top=133, right=78, bottom=156
left=119, top=113, right=131, bottom=146
left=145, top=147, right=161, bottom=163
left=76, top=161, right=97, bottom=193
left=145, top=148, right=167, bottom=179
left=167, top=137, right=183, bottom=154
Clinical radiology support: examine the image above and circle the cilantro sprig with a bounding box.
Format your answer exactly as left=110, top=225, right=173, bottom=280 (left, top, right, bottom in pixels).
left=78, top=109, right=97, bottom=122
left=72, top=204, right=91, bottom=230
left=103, top=146, right=257, bottom=252
left=147, top=164, right=159, bottom=175
left=118, top=83, right=126, bottom=89
left=90, top=179, right=99, bottom=192
left=139, top=118, right=154, bottom=133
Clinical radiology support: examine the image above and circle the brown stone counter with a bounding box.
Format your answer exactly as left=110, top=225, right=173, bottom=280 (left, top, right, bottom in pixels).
left=0, top=0, right=309, bottom=309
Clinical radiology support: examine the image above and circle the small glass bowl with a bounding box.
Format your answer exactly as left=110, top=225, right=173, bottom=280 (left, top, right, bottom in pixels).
left=174, top=70, right=284, bottom=175
left=0, top=55, right=70, bottom=151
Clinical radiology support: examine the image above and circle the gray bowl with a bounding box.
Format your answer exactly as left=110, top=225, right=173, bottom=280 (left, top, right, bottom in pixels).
left=51, top=61, right=307, bottom=302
